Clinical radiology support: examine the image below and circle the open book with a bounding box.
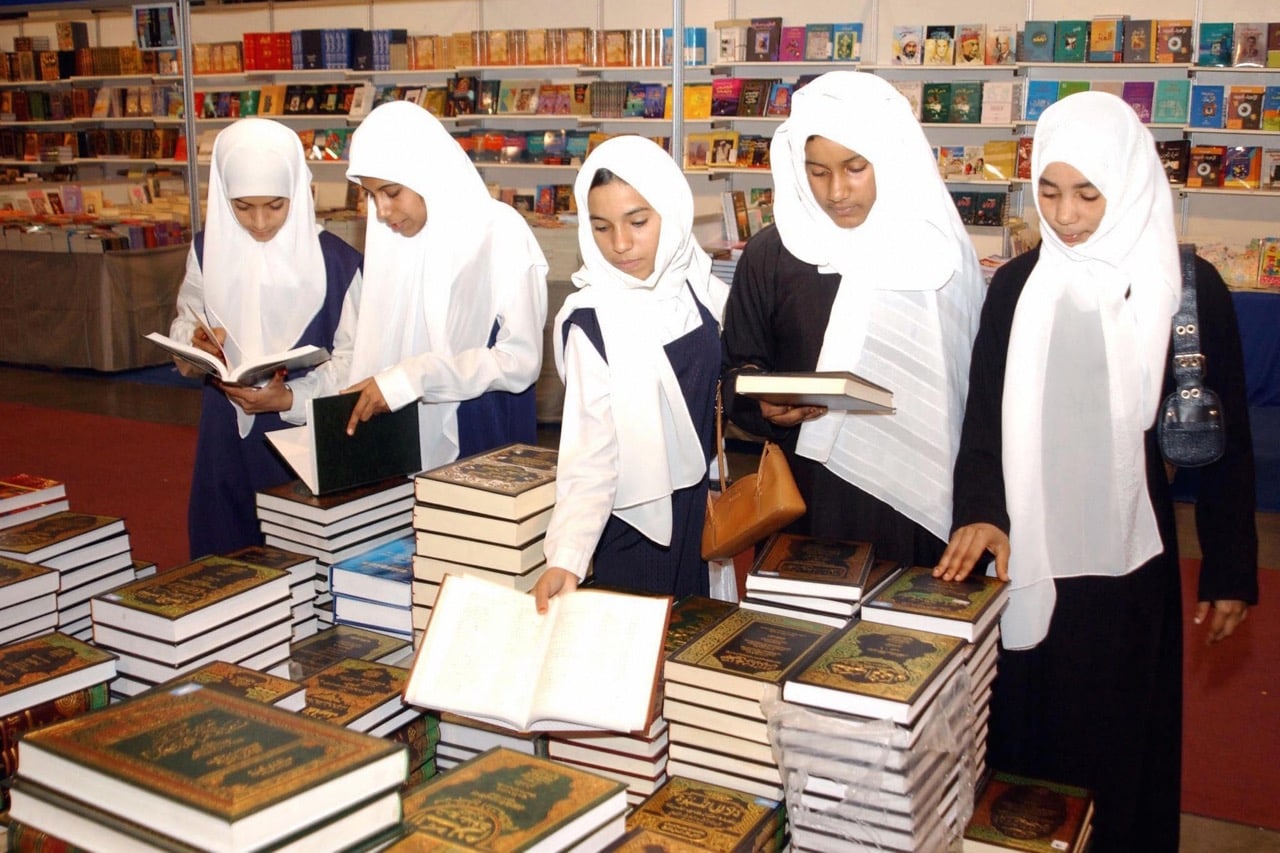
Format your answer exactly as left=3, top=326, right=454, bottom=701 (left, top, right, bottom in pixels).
left=267, top=392, right=421, bottom=495
left=144, top=332, right=330, bottom=388
left=404, top=573, right=671, bottom=733
left=735, top=370, right=894, bottom=412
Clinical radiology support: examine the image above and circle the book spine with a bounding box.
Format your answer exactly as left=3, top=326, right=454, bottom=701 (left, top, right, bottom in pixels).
left=1, top=683, right=109, bottom=810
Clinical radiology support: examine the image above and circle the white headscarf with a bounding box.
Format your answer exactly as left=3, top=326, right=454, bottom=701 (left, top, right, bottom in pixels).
left=554, top=136, right=729, bottom=544
left=769, top=71, right=985, bottom=541
left=203, top=117, right=325, bottom=436
left=1000, top=91, right=1180, bottom=649
left=345, top=101, right=546, bottom=468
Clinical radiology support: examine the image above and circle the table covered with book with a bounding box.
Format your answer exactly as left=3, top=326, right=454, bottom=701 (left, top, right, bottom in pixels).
left=0, top=243, right=187, bottom=372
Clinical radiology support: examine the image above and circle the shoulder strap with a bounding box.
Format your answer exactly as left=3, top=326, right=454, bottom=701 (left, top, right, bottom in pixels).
left=1171, top=243, right=1204, bottom=388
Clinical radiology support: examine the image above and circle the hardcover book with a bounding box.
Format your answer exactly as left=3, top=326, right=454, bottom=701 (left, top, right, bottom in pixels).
left=1156, top=139, right=1191, bottom=184
left=747, top=533, right=875, bottom=601
left=413, top=503, right=552, bottom=549
left=405, top=573, right=670, bottom=733
left=964, top=771, right=1095, bottom=853
left=0, top=511, right=126, bottom=564
left=1, top=682, right=109, bottom=807
left=156, top=659, right=305, bottom=711
left=664, top=594, right=738, bottom=656
left=921, top=81, right=951, bottom=122
left=144, top=332, right=329, bottom=388
left=763, top=82, right=793, bottom=117
left=782, top=619, right=967, bottom=725
left=0, top=554, right=57, bottom=608
left=256, top=476, right=414, bottom=525
left=949, top=81, right=983, bottom=124
left=299, top=657, right=410, bottom=731
left=288, top=624, right=411, bottom=679
left=861, top=564, right=1008, bottom=641
left=0, top=473, right=65, bottom=515
left=779, top=26, right=805, bottom=62
left=624, top=775, right=784, bottom=851
left=329, top=534, right=415, bottom=605
left=401, top=747, right=627, bottom=851
left=734, top=370, right=894, bottom=412
left=414, top=443, right=557, bottom=520
left=13, top=684, right=406, bottom=851
left=0, top=632, right=116, bottom=718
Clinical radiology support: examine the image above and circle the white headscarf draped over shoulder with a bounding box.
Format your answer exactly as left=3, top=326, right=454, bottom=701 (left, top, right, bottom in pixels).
left=345, top=100, right=547, bottom=468
left=1001, top=91, right=1180, bottom=649
left=204, top=117, right=325, bottom=436
left=554, top=135, right=729, bottom=545
left=770, top=71, right=985, bottom=541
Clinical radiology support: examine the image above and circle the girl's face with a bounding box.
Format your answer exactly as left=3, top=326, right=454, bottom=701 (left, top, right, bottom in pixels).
left=231, top=196, right=290, bottom=242
left=358, top=177, right=428, bottom=238
left=804, top=136, right=877, bottom=229
left=587, top=178, right=662, bottom=280
left=1037, top=161, right=1107, bottom=248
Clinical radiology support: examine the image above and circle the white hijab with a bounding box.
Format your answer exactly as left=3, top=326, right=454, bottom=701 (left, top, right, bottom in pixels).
left=554, top=136, right=729, bottom=544
left=203, top=117, right=325, bottom=437
left=769, top=71, right=985, bottom=541
left=346, top=101, right=544, bottom=468
left=1001, top=91, right=1180, bottom=649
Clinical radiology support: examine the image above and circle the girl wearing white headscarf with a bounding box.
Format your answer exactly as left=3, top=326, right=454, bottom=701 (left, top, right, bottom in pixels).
left=535, top=136, right=729, bottom=606
left=721, top=71, right=985, bottom=568
left=340, top=101, right=548, bottom=470
left=937, top=91, right=1257, bottom=852
left=169, top=117, right=363, bottom=558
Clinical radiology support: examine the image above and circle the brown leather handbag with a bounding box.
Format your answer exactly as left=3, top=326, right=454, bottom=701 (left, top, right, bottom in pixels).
left=701, top=384, right=806, bottom=560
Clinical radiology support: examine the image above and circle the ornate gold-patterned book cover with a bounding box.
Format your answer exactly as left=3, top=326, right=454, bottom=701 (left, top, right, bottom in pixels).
left=19, top=685, right=405, bottom=821
left=400, top=746, right=625, bottom=851
left=94, top=556, right=287, bottom=620
left=415, top=444, right=557, bottom=519
left=664, top=595, right=737, bottom=656
left=1, top=682, right=109, bottom=807
left=157, top=660, right=303, bottom=707
left=788, top=620, right=965, bottom=706
left=223, top=543, right=314, bottom=572
left=964, top=770, right=1094, bottom=852
left=258, top=476, right=412, bottom=510
left=0, top=633, right=116, bottom=709
left=863, top=564, right=1007, bottom=624
left=666, top=608, right=836, bottom=687
left=604, top=826, right=708, bottom=851
left=625, top=776, right=783, bottom=852
left=0, top=511, right=122, bottom=557
left=0, top=554, right=56, bottom=598
left=298, top=658, right=408, bottom=727
left=749, top=534, right=875, bottom=593
left=288, top=624, right=410, bottom=679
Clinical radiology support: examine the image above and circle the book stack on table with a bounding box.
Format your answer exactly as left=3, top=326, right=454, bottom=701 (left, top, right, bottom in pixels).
left=662, top=605, right=839, bottom=802
left=286, top=622, right=415, bottom=680
left=776, top=618, right=976, bottom=851
left=861, top=563, right=1009, bottom=780
left=225, top=543, right=321, bottom=642
left=297, top=656, right=420, bottom=737
left=547, top=713, right=671, bottom=808
left=0, top=632, right=116, bottom=813
left=89, top=554, right=293, bottom=700
left=6, top=685, right=408, bottom=852
left=613, top=774, right=788, bottom=851
left=328, top=534, right=416, bottom=642
left=0, top=474, right=69, bottom=532
left=741, top=532, right=904, bottom=628
left=435, top=710, right=548, bottom=771
left=0, top=556, right=59, bottom=646
left=153, top=658, right=307, bottom=711
left=254, top=476, right=416, bottom=625
left=410, top=442, right=558, bottom=644
left=0, top=511, right=133, bottom=642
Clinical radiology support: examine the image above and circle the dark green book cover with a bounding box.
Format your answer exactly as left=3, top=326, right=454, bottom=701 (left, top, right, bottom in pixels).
left=664, top=595, right=737, bottom=656
left=310, top=391, right=420, bottom=495
left=288, top=624, right=411, bottom=679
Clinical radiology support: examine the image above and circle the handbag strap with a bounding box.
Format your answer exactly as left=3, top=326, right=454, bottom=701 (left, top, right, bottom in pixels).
left=1171, top=243, right=1205, bottom=391
left=713, top=381, right=728, bottom=492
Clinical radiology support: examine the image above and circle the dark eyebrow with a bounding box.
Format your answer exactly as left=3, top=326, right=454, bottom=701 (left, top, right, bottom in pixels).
left=1038, top=176, right=1096, bottom=191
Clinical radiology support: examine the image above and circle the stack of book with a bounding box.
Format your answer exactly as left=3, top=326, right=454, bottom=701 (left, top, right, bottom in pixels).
left=741, top=532, right=902, bottom=627
left=7, top=685, right=407, bottom=852
left=0, top=473, right=68, bottom=531
left=89, top=554, right=293, bottom=699
left=963, top=770, right=1095, bottom=853
left=410, top=443, right=558, bottom=641
left=0, top=511, right=133, bottom=641
left=0, top=556, right=58, bottom=645
left=255, top=476, right=415, bottom=625
left=298, top=657, right=419, bottom=736
left=399, top=747, right=629, bottom=850
left=153, top=658, right=307, bottom=711
left=663, top=605, right=838, bottom=801
left=547, top=714, right=670, bottom=807
left=328, top=534, right=416, bottom=642
left=777, top=619, right=975, bottom=850
left=861, top=563, right=1009, bottom=779
left=225, top=543, right=321, bottom=641
left=615, top=774, right=787, bottom=850
left=0, top=632, right=116, bottom=812
left=286, top=623, right=414, bottom=681
left=435, top=711, right=548, bottom=771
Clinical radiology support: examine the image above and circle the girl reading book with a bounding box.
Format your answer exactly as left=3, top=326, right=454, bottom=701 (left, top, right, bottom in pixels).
left=169, top=118, right=362, bottom=557
left=535, top=136, right=729, bottom=608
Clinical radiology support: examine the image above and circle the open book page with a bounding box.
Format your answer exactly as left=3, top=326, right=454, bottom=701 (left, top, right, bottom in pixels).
left=143, top=332, right=328, bottom=387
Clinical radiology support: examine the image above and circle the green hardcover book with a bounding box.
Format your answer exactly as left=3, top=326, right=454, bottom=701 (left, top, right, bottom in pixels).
left=298, top=657, right=410, bottom=732
left=90, top=555, right=289, bottom=644
left=664, top=594, right=738, bottom=656
left=664, top=607, right=837, bottom=702
left=414, top=443, right=558, bottom=520
left=1054, top=20, right=1089, bottom=62
left=154, top=659, right=305, bottom=711
left=288, top=623, right=412, bottom=679
left=746, top=533, right=875, bottom=601
left=400, top=747, right=627, bottom=851
left=12, top=684, right=406, bottom=852
left=624, top=775, right=785, bottom=852
left=948, top=80, right=983, bottom=124
left=0, top=633, right=116, bottom=719
left=964, top=771, right=1095, bottom=852
left=781, top=619, right=967, bottom=725
left=861, top=564, right=1008, bottom=642
left=0, top=511, right=125, bottom=564
left=921, top=81, right=951, bottom=122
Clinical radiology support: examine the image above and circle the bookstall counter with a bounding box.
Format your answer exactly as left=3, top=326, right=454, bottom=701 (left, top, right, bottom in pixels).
left=0, top=243, right=187, bottom=371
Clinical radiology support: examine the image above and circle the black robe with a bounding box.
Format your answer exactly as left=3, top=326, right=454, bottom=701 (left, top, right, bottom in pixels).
left=953, top=246, right=1259, bottom=853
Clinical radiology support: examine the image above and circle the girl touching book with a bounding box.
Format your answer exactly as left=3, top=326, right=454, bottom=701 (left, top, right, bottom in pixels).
left=168, top=118, right=363, bottom=558
left=535, top=136, right=730, bottom=609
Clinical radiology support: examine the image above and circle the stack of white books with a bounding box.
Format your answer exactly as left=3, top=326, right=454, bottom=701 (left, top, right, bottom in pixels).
left=0, top=556, right=59, bottom=645
left=435, top=711, right=549, bottom=771
left=297, top=657, right=421, bottom=737
left=0, top=474, right=69, bottom=531
left=152, top=659, right=307, bottom=712
left=254, top=476, right=415, bottom=623
left=328, top=535, right=415, bottom=642
left=547, top=715, right=671, bottom=807
left=0, top=511, right=133, bottom=641
left=225, top=543, right=321, bottom=641
left=410, top=443, right=557, bottom=643
left=89, top=554, right=293, bottom=700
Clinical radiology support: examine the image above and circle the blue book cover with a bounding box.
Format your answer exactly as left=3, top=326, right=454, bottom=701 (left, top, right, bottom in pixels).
left=1197, top=22, right=1234, bottom=66
left=329, top=535, right=415, bottom=601
left=1020, top=21, right=1056, bottom=62
left=1262, top=86, right=1280, bottom=132
left=1189, top=84, right=1226, bottom=128
left=1054, top=21, right=1088, bottom=63
left=1024, top=79, right=1059, bottom=121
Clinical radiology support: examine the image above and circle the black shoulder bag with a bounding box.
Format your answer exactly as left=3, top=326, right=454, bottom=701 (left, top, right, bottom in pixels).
left=1158, top=243, right=1226, bottom=467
